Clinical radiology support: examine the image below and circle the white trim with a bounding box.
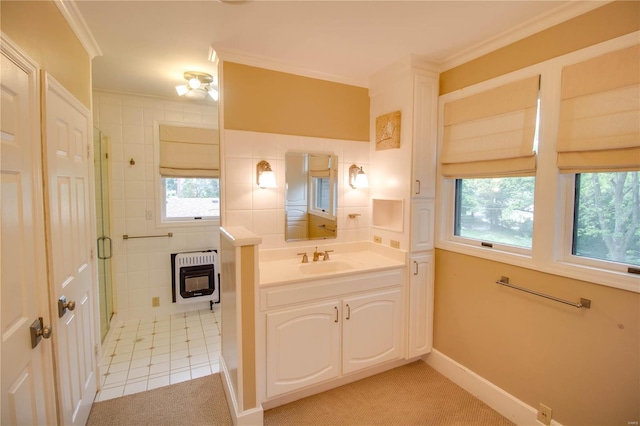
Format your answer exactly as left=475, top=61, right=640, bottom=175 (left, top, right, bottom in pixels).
left=53, top=0, right=102, bottom=59
left=439, top=1, right=610, bottom=72
left=424, top=350, right=564, bottom=426
left=214, top=47, right=368, bottom=88
left=220, top=357, right=265, bottom=426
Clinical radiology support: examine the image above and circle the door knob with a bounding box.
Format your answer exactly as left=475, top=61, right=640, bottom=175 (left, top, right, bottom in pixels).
left=30, top=317, right=52, bottom=348
left=58, top=296, right=76, bottom=318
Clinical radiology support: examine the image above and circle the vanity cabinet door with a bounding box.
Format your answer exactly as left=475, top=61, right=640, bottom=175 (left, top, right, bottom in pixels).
left=342, top=288, right=402, bottom=375
left=266, top=300, right=341, bottom=397
left=408, top=254, right=434, bottom=358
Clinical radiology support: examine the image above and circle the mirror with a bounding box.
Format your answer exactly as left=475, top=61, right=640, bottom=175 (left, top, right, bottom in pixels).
left=285, top=152, right=338, bottom=241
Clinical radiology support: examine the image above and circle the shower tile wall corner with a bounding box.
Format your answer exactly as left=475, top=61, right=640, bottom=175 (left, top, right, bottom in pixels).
left=93, top=91, right=219, bottom=322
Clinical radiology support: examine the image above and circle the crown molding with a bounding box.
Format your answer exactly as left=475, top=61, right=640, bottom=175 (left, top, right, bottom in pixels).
left=54, top=0, right=102, bottom=59
left=214, top=46, right=369, bottom=88
left=439, top=0, right=611, bottom=72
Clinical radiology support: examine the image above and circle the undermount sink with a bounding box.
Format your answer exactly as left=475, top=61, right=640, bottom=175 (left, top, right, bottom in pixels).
left=298, top=260, right=357, bottom=275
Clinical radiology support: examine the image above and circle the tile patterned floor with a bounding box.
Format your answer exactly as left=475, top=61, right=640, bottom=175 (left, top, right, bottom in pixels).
left=95, top=307, right=221, bottom=402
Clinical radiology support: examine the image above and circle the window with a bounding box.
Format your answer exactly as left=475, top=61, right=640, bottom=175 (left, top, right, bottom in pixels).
left=437, top=40, right=640, bottom=291
left=162, top=177, right=220, bottom=221
left=440, top=75, right=540, bottom=254
left=157, top=124, right=219, bottom=224
left=573, top=171, right=639, bottom=267
left=310, top=176, right=336, bottom=217
left=455, top=177, right=535, bottom=249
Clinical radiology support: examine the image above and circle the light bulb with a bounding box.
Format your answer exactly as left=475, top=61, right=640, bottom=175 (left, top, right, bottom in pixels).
left=175, top=85, right=189, bottom=96
left=188, top=78, right=201, bottom=89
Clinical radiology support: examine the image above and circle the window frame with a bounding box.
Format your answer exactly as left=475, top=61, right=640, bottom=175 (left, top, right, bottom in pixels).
left=154, top=121, right=220, bottom=227
left=159, top=176, right=220, bottom=223
left=435, top=32, right=640, bottom=294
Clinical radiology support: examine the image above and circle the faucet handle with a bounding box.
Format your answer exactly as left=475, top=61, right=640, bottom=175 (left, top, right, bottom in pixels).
left=297, top=252, right=309, bottom=263
left=323, top=250, right=334, bottom=261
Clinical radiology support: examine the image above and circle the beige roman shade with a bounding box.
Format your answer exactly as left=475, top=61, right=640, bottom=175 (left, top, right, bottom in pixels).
left=308, top=154, right=332, bottom=178
left=441, top=75, right=540, bottom=178
left=557, top=45, right=640, bottom=173
left=159, top=125, right=219, bottom=178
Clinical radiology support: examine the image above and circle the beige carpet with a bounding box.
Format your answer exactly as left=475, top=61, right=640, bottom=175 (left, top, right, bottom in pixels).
left=264, top=361, right=514, bottom=426
left=87, top=362, right=513, bottom=426
left=86, top=374, right=232, bottom=426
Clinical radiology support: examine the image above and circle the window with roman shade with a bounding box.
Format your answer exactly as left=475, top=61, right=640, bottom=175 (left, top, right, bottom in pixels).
left=556, top=45, right=640, bottom=173
left=441, top=75, right=540, bottom=178
left=159, top=125, right=219, bottom=178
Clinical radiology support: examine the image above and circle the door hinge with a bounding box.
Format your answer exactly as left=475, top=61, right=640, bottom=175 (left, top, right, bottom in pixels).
left=90, top=247, right=95, bottom=260
left=87, top=144, right=91, bottom=159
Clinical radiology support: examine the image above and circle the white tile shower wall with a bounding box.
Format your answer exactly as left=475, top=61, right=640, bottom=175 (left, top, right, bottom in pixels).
left=93, top=90, right=219, bottom=321
left=223, top=129, right=371, bottom=250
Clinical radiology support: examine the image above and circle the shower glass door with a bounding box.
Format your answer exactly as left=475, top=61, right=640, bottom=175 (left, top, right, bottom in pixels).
left=94, top=128, right=114, bottom=341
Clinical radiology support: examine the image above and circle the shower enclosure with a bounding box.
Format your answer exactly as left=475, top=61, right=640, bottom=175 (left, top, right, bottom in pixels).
left=94, top=127, right=114, bottom=341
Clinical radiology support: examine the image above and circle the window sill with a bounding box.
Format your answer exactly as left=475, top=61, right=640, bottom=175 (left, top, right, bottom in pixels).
left=435, top=240, right=640, bottom=294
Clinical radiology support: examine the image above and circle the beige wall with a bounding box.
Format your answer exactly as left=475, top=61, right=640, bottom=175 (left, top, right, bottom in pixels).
left=223, top=62, right=370, bottom=142
left=440, top=1, right=640, bottom=95
left=434, top=250, right=639, bottom=425
left=1, top=1, right=91, bottom=108
left=435, top=3, right=639, bottom=425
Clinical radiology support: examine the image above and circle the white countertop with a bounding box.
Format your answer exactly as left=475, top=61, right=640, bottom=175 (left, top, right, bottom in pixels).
left=259, top=242, right=407, bottom=286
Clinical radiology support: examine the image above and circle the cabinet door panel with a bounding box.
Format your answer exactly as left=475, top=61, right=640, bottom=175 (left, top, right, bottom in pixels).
left=266, top=301, right=340, bottom=397
left=412, top=74, right=438, bottom=198
left=408, top=255, right=434, bottom=357
left=411, top=200, right=435, bottom=252
left=342, top=289, right=401, bottom=374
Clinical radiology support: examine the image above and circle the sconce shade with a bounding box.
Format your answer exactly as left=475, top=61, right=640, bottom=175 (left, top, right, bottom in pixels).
left=257, top=160, right=276, bottom=188
left=349, top=164, right=369, bottom=189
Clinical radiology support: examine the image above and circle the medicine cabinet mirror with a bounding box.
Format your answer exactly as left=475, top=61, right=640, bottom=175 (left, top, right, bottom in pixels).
left=285, top=152, right=338, bottom=241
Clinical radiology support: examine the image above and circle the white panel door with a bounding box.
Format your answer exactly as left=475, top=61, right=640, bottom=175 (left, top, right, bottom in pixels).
left=342, top=288, right=401, bottom=374
left=1, top=40, right=56, bottom=425
left=266, top=300, right=341, bottom=397
left=42, top=73, right=97, bottom=426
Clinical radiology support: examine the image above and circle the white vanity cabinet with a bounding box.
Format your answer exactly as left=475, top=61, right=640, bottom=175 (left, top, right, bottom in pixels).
left=266, top=300, right=341, bottom=397
left=342, top=288, right=402, bottom=374
left=407, top=254, right=434, bottom=358
left=261, top=267, right=404, bottom=399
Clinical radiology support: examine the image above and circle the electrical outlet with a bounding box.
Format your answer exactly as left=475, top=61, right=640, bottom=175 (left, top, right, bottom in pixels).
left=151, top=297, right=160, bottom=307
left=373, top=235, right=382, bottom=243
left=537, top=403, right=552, bottom=426
left=390, top=240, right=400, bottom=249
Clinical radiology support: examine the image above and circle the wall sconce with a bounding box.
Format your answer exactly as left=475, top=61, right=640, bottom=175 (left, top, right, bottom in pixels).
left=256, top=160, right=276, bottom=188
left=349, top=164, right=369, bottom=189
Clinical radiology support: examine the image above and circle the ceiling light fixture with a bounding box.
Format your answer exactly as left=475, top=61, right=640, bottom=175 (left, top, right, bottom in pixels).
left=175, top=71, right=218, bottom=101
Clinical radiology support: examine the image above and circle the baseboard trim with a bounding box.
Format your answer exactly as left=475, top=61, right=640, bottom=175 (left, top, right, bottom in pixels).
left=220, top=356, right=264, bottom=426
left=424, top=350, right=563, bottom=426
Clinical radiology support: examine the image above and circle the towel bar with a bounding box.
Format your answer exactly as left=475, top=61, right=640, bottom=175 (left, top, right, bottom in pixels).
left=496, top=276, right=591, bottom=309
left=123, top=232, right=173, bottom=240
